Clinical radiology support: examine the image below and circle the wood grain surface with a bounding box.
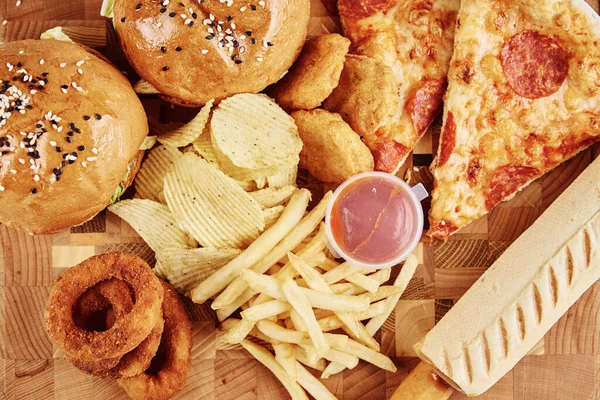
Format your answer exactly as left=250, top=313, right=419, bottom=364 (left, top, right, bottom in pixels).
left=1, top=0, right=600, bottom=399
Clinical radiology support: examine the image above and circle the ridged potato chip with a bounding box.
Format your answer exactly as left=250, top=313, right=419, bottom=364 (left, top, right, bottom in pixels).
left=212, top=142, right=283, bottom=181
left=139, top=136, right=157, bottom=151
left=255, top=177, right=268, bottom=189
left=134, top=144, right=182, bottom=203
left=264, top=205, right=285, bottom=230
left=267, top=166, right=298, bottom=188
left=157, top=246, right=241, bottom=295
left=251, top=186, right=296, bottom=209
left=192, top=128, right=219, bottom=164
left=164, top=153, right=265, bottom=249
left=108, top=199, right=197, bottom=252
left=210, top=93, right=302, bottom=177
left=133, top=79, right=160, bottom=95
left=155, top=100, right=214, bottom=147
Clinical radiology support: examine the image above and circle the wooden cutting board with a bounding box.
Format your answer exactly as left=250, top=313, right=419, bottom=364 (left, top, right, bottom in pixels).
left=1, top=0, right=599, bottom=399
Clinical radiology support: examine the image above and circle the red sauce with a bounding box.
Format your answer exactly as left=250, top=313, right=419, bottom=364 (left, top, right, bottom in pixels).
left=330, top=177, right=417, bottom=264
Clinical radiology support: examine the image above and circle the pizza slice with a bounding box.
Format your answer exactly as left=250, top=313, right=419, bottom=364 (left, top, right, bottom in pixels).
left=325, top=0, right=460, bottom=174
left=429, top=0, right=600, bottom=239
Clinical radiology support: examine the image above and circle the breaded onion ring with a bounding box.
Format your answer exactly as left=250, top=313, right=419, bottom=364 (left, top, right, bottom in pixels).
left=69, top=278, right=136, bottom=373
left=118, top=280, right=192, bottom=400
left=45, top=253, right=163, bottom=360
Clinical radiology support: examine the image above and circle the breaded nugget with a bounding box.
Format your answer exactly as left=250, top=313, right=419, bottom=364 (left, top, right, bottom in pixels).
left=271, top=34, right=350, bottom=111
left=292, top=109, right=374, bottom=184
left=322, top=55, right=398, bottom=142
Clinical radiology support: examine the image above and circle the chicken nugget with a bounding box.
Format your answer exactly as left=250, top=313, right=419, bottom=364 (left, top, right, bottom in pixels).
left=323, top=55, right=398, bottom=142
left=271, top=34, right=350, bottom=111
left=292, top=109, right=374, bottom=184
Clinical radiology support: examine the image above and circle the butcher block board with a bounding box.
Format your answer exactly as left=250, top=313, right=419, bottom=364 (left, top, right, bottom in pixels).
left=1, top=0, right=600, bottom=399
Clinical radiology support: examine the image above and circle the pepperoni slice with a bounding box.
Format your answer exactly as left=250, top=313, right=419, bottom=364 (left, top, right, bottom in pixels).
left=338, top=0, right=392, bottom=19
left=501, top=31, right=569, bottom=99
left=486, top=165, right=538, bottom=210
left=437, top=112, right=456, bottom=167
left=405, top=78, right=447, bottom=134
left=374, top=141, right=409, bottom=173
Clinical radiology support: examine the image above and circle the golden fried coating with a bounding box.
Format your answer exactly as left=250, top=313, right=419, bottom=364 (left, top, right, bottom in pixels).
left=292, top=109, right=374, bottom=184
left=322, top=55, right=398, bottom=144
left=271, top=34, right=350, bottom=111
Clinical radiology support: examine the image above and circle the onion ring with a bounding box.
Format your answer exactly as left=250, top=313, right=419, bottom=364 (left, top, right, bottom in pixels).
left=45, top=252, right=163, bottom=360
left=68, top=278, right=136, bottom=373
left=118, top=280, right=192, bottom=400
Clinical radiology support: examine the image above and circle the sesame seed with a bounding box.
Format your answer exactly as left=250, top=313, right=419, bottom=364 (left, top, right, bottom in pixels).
left=227, top=15, right=233, bottom=21
left=87, top=157, right=97, bottom=162
left=250, top=4, right=256, bottom=10
left=55, top=147, right=62, bottom=152
left=77, top=69, right=83, bottom=75
left=235, top=59, right=242, bottom=64
left=209, top=13, right=215, bottom=20
left=161, top=46, right=167, bottom=53
left=49, top=141, right=56, bottom=146
left=78, top=145, right=85, bottom=151
left=121, top=17, right=127, bottom=21
left=83, top=115, right=91, bottom=120
left=39, top=59, right=45, bottom=65
left=240, top=6, right=247, bottom=11
left=189, top=20, right=194, bottom=27
left=162, top=0, right=170, bottom=5
left=192, top=12, right=198, bottom=19
left=76, top=60, right=85, bottom=66
left=30, top=89, right=37, bottom=94
left=136, top=3, right=142, bottom=9
left=184, top=18, right=192, bottom=24
left=95, top=113, right=102, bottom=120
left=33, top=174, right=39, bottom=182
left=31, top=188, right=37, bottom=194
left=18, top=158, right=24, bottom=164
left=160, top=7, right=166, bottom=13
left=60, top=63, right=66, bottom=68
left=176, top=46, right=183, bottom=51
left=16, top=0, right=21, bottom=6
left=10, top=169, right=16, bottom=174
left=169, top=12, right=176, bottom=17
left=206, top=35, right=215, bottom=40
left=231, top=22, right=236, bottom=29
left=256, top=57, right=263, bottom=62
left=92, top=147, right=98, bottom=154
left=201, top=49, right=208, bottom=54
left=162, top=66, right=169, bottom=71
left=2, top=20, right=7, bottom=26
left=65, top=137, right=71, bottom=143
left=81, top=161, right=87, bottom=167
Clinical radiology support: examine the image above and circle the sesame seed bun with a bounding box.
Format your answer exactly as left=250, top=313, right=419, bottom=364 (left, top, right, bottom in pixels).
left=0, top=40, right=148, bottom=234
left=113, top=0, right=310, bottom=106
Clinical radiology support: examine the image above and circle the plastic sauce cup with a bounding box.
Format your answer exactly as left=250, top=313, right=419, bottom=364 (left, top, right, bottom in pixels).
left=325, top=171, right=428, bottom=270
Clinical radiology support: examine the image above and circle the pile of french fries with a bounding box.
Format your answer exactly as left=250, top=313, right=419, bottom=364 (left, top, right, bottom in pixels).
left=190, top=189, right=418, bottom=399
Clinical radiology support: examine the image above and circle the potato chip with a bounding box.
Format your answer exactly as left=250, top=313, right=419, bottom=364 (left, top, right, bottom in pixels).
left=263, top=205, right=285, bottom=230
left=133, top=79, right=161, bottom=95
left=139, top=135, right=157, bottom=150
left=251, top=186, right=296, bottom=209
left=210, top=93, right=302, bottom=177
left=211, top=143, right=283, bottom=181
left=156, top=246, right=241, bottom=295
left=192, top=128, right=219, bottom=164
left=267, top=165, right=298, bottom=188
left=108, top=199, right=197, bottom=252
left=163, top=153, right=265, bottom=249
left=152, top=260, right=167, bottom=280
left=156, top=100, right=214, bottom=147
left=134, top=144, right=182, bottom=203
left=255, top=177, right=268, bottom=189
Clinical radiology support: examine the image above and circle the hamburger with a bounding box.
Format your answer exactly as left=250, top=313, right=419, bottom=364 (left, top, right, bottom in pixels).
left=0, top=39, right=148, bottom=234
left=104, top=0, right=310, bottom=106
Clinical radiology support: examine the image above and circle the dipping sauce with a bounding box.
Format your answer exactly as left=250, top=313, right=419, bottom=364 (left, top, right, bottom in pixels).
left=327, top=174, right=422, bottom=267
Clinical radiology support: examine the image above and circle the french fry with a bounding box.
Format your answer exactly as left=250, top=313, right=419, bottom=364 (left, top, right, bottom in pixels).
left=257, top=320, right=307, bottom=344
left=293, top=345, right=327, bottom=371
left=240, top=340, right=308, bottom=400
left=212, top=192, right=331, bottom=308
left=221, top=318, right=273, bottom=345
left=240, top=270, right=370, bottom=312
left=317, top=301, right=387, bottom=332
left=268, top=263, right=283, bottom=276
left=319, top=258, right=341, bottom=271
left=216, top=287, right=253, bottom=322
left=296, top=362, right=337, bottom=400
left=344, top=273, right=380, bottom=293
left=323, top=348, right=359, bottom=369
left=366, top=254, right=418, bottom=335
left=289, top=253, right=379, bottom=350
left=298, top=344, right=320, bottom=366
left=263, top=205, right=286, bottom=230
left=191, top=189, right=310, bottom=304
left=273, top=343, right=298, bottom=380
left=322, top=262, right=364, bottom=284
left=289, top=309, right=307, bottom=332
left=330, top=283, right=357, bottom=294
left=281, top=277, right=330, bottom=358
left=358, top=285, right=404, bottom=303
left=321, top=362, right=346, bottom=379
left=334, top=338, right=397, bottom=373
left=223, top=318, right=256, bottom=344
left=250, top=185, right=296, bottom=209
left=241, top=299, right=292, bottom=321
